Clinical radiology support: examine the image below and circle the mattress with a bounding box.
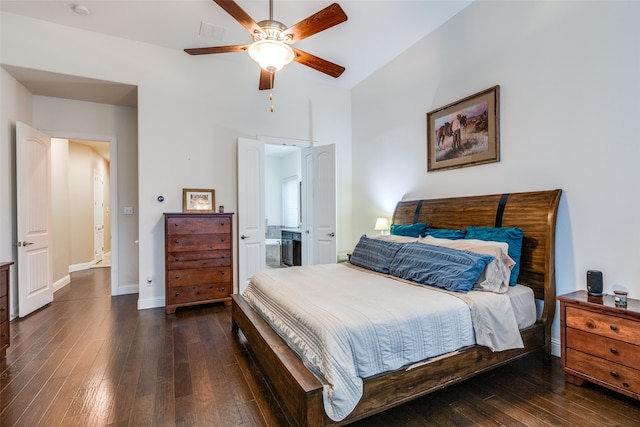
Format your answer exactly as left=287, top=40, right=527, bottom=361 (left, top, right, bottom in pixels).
left=242, top=263, right=531, bottom=421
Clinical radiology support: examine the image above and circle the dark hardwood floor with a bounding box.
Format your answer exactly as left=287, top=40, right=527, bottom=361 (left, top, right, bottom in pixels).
left=2, top=268, right=639, bottom=426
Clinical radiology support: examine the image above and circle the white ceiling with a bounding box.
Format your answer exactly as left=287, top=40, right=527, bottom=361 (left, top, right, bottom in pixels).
left=1, top=0, right=472, bottom=106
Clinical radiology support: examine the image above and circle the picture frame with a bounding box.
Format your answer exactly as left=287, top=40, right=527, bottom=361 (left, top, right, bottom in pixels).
left=426, top=85, right=500, bottom=172
left=182, top=188, right=215, bottom=212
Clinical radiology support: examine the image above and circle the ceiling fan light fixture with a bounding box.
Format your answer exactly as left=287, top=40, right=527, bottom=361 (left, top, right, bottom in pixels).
left=248, top=39, right=294, bottom=73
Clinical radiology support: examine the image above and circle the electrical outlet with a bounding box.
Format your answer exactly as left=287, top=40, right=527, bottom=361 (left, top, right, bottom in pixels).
left=123, top=206, right=134, bottom=215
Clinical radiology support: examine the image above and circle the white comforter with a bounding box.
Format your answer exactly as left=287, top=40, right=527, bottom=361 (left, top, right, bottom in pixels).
left=242, top=263, right=524, bottom=422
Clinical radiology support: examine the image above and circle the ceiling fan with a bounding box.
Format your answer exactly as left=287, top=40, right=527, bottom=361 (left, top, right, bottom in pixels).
left=185, top=0, right=348, bottom=90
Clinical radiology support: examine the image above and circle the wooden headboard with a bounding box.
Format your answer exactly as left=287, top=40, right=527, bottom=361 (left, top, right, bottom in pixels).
left=392, top=189, right=562, bottom=354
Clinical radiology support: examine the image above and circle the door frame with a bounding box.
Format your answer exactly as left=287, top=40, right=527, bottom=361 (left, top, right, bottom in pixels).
left=48, top=131, right=119, bottom=296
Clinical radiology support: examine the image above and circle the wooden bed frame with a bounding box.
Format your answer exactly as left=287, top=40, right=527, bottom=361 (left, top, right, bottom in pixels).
left=231, top=189, right=562, bottom=426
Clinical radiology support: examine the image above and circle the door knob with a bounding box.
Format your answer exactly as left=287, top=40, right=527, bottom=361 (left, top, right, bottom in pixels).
left=240, top=235, right=250, bottom=239
left=327, top=232, right=336, bottom=237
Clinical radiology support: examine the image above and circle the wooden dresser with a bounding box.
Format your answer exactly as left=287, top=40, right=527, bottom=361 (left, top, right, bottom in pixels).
left=559, top=290, right=640, bottom=400
left=1, top=261, right=14, bottom=360
left=164, top=213, right=234, bottom=315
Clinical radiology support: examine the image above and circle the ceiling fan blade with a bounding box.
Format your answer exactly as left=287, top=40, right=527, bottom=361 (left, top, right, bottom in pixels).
left=293, top=48, right=345, bottom=78
left=214, top=0, right=265, bottom=37
left=282, top=3, right=347, bottom=43
left=259, top=69, right=274, bottom=91
left=184, top=44, right=249, bottom=55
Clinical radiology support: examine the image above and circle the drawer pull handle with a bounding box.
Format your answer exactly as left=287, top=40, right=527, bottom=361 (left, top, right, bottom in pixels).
left=610, top=348, right=619, bottom=355
left=610, top=371, right=620, bottom=378
left=175, top=275, right=180, bottom=279
left=610, top=325, right=618, bottom=331
left=175, top=240, right=180, bottom=244
left=586, top=320, right=596, bottom=329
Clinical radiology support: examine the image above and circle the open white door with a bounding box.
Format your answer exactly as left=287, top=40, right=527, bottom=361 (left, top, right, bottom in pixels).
left=301, top=147, right=313, bottom=265
left=312, top=144, right=336, bottom=264
left=16, top=122, right=54, bottom=317
left=237, top=138, right=265, bottom=294
left=93, top=169, right=104, bottom=264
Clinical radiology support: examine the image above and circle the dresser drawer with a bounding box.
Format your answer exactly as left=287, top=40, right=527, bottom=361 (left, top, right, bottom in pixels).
left=166, top=216, right=231, bottom=235
left=167, top=267, right=231, bottom=288
left=167, top=250, right=231, bottom=270
left=566, top=348, right=640, bottom=395
left=0, top=272, right=7, bottom=298
left=0, top=295, right=7, bottom=321
left=167, top=234, right=231, bottom=252
left=566, top=327, right=640, bottom=370
left=166, top=283, right=231, bottom=305
left=565, top=306, right=640, bottom=346
left=0, top=320, right=8, bottom=352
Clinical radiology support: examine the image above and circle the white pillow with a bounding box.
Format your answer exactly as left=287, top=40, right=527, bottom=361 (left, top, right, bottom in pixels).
left=372, top=234, right=419, bottom=244
left=419, top=236, right=515, bottom=293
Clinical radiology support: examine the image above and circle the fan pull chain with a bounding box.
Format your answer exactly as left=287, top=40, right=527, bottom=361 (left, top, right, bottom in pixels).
left=269, top=72, right=274, bottom=112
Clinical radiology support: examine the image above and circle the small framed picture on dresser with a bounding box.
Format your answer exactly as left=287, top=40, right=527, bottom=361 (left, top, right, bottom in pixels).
left=183, top=188, right=215, bottom=212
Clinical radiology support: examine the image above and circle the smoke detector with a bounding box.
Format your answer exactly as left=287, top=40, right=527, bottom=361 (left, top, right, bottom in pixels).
left=73, top=5, right=90, bottom=16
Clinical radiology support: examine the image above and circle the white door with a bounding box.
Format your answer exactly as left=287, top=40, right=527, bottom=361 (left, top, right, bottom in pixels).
left=93, top=169, right=104, bottom=264
left=312, top=145, right=337, bottom=264
left=16, top=122, right=54, bottom=317
left=301, top=147, right=313, bottom=265
left=237, top=138, right=265, bottom=294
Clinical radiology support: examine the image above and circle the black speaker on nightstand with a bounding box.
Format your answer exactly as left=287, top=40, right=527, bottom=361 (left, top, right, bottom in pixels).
left=587, top=270, right=603, bottom=296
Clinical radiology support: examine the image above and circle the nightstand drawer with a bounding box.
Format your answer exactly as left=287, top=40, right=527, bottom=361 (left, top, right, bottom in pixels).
left=565, top=306, right=640, bottom=346
left=566, top=327, right=640, bottom=370
left=566, top=348, right=640, bottom=395
left=0, top=295, right=7, bottom=320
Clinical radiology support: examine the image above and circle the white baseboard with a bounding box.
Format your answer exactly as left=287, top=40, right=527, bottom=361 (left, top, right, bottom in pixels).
left=53, top=274, right=71, bottom=292
left=137, top=296, right=165, bottom=310
left=114, top=284, right=139, bottom=295
left=68, top=262, right=93, bottom=272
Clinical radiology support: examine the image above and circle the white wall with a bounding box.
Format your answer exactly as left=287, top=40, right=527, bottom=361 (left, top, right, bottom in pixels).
left=51, top=138, right=70, bottom=284
left=1, top=12, right=352, bottom=310
left=352, top=0, right=640, bottom=355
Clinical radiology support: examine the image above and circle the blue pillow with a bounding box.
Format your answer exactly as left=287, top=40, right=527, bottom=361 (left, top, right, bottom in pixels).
left=390, top=222, right=427, bottom=237
left=350, top=235, right=404, bottom=274
left=388, top=242, right=494, bottom=293
left=465, top=226, right=524, bottom=285
left=423, top=228, right=467, bottom=239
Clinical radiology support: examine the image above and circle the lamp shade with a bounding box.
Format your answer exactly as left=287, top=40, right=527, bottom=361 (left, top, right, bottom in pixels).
left=248, top=40, right=295, bottom=73
left=374, top=218, right=390, bottom=232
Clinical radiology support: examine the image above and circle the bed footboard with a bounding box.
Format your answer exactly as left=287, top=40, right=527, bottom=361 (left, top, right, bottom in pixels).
left=232, top=294, right=325, bottom=427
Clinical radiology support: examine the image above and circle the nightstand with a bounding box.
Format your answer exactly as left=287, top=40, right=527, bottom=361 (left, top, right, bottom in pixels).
left=558, top=290, right=640, bottom=400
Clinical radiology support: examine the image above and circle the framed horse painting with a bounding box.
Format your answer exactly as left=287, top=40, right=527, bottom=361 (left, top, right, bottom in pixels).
left=426, top=85, right=500, bottom=172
